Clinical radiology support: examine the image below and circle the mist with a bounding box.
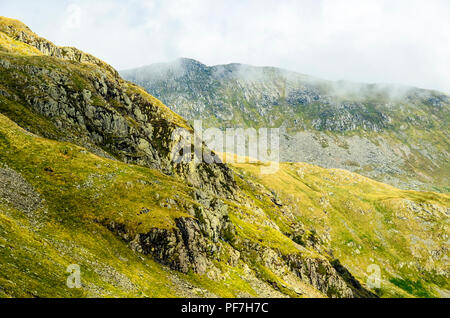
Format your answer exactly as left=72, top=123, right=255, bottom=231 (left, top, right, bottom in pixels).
left=1, top=0, right=449, bottom=93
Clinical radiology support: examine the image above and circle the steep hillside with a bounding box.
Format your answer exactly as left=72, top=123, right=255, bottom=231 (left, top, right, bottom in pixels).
left=121, top=58, right=450, bottom=192
left=225, top=157, right=450, bottom=297
left=0, top=17, right=448, bottom=298
left=0, top=18, right=237, bottom=197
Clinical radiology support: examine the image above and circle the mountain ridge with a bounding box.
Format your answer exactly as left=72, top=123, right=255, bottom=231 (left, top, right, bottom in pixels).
left=125, top=57, right=438, bottom=91
left=122, top=57, right=448, bottom=98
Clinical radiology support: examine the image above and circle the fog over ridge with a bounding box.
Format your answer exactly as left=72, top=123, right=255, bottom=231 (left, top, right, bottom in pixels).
left=2, top=0, right=448, bottom=93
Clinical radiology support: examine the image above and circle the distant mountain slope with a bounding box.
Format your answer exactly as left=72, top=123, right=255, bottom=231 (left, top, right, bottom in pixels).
left=121, top=58, right=450, bottom=192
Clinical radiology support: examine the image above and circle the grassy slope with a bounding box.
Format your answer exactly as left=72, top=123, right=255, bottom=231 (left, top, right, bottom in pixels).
left=0, top=111, right=329, bottom=298
left=0, top=113, right=277, bottom=298
left=228, top=159, right=449, bottom=298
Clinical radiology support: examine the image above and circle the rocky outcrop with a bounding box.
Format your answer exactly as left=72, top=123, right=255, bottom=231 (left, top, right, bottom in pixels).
left=284, top=254, right=354, bottom=298
left=190, top=189, right=236, bottom=242
left=330, top=259, right=378, bottom=298
left=131, top=218, right=212, bottom=274
left=104, top=205, right=372, bottom=298
left=103, top=189, right=237, bottom=275
left=310, top=104, right=391, bottom=132
left=236, top=239, right=374, bottom=298
left=0, top=17, right=118, bottom=77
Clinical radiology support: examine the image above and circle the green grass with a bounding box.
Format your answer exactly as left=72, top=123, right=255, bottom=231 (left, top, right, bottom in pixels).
left=0, top=113, right=260, bottom=297
left=0, top=112, right=333, bottom=298
left=228, top=161, right=450, bottom=298
left=389, top=278, right=434, bottom=298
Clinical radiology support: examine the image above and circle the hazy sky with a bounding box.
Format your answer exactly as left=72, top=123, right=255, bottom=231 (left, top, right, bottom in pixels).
left=1, top=0, right=449, bottom=93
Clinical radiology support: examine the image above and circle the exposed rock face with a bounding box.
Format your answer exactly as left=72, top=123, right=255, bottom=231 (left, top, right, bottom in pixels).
left=106, top=215, right=376, bottom=298
left=284, top=255, right=354, bottom=298
left=236, top=239, right=375, bottom=298
left=131, top=218, right=211, bottom=274
left=190, top=189, right=235, bottom=242
left=121, top=58, right=450, bottom=191
left=104, top=189, right=237, bottom=275
left=330, top=259, right=377, bottom=298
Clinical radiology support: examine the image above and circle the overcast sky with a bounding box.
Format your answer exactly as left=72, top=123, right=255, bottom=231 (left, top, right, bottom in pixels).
left=1, top=0, right=449, bottom=93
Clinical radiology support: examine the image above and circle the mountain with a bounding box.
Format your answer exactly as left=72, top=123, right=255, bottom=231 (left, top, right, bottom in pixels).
left=0, top=17, right=448, bottom=298
left=121, top=58, right=450, bottom=192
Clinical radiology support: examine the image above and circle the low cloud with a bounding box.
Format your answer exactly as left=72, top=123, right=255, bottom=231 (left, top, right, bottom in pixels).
left=1, top=0, right=449, bottom=93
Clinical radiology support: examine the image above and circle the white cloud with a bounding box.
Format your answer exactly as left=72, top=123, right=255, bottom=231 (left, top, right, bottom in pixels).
left=62, top=4, right=82, bottom=30
left=1, top=0, right=449, bottom=93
